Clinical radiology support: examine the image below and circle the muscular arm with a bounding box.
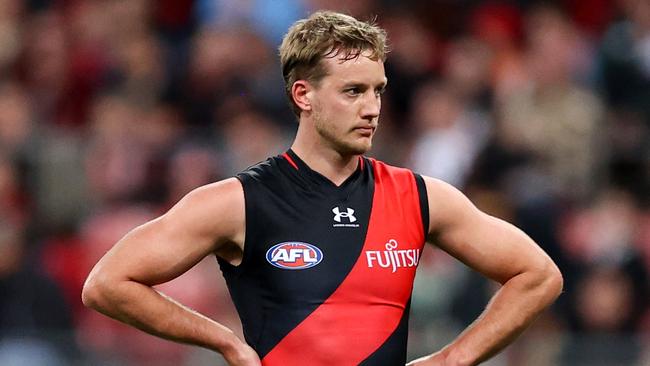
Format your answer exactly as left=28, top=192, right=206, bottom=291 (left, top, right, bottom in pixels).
left=408, top=177, right=563, bottom=366
left=81, top=178, right=260, bottom=365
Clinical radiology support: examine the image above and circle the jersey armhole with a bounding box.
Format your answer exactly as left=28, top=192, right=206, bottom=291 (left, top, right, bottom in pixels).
left=414, top=173, right=430, bottom=239
left=217, top=174, right=252, bottom=276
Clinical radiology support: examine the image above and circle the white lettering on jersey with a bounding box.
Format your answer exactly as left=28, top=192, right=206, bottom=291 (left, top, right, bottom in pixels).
left=271, top=248, right=319, bottom=263
left=365, top=239, right=420, bottom=273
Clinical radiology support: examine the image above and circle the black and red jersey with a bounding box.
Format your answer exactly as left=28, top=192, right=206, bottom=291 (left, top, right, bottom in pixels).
left=218, top=149, right=429, bottom=365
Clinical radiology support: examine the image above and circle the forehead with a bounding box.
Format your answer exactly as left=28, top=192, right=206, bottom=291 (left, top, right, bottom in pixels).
left=320, top=50, right=386, bottom=85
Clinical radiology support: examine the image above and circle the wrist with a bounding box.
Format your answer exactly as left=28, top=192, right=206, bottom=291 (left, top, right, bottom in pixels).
left=442, top=345, right=474, bottom=366
left=220, top=334, right=260, bottom=365
left=216, top=331, right=242, bottom=356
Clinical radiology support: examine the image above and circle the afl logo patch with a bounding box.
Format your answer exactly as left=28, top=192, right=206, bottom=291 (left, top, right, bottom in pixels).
left=266, top=242, right=323, bottom=270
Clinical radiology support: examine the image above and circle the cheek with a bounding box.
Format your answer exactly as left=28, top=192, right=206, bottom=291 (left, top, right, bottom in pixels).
left=323, top=98, right=347, bottom=116
left=319, top=99, right=347, bottom=120
left=314, top=93, right=359, bottom=127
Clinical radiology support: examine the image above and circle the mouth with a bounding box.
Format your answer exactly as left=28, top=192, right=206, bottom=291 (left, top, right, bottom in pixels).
left=353, top=126, right=375, bottom=137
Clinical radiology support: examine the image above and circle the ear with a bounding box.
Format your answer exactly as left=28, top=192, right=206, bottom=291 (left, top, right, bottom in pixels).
left=291, top=80, right=312, bottom=113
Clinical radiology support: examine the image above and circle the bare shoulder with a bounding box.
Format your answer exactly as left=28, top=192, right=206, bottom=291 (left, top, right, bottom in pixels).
left=163, top=177, right=245, bottom=248
left=421, top=176, right=482, bottom=234
left=170, top=177, right=244, bottom=218
left=421, top=175, right=465, bottom=199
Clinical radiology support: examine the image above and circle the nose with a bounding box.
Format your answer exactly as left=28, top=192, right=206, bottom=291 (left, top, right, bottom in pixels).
left=360, top=91, right=380, bottom=121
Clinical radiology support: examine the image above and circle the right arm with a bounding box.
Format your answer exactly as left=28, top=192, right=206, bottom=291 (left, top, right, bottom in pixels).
left=81, top=178, right=261, bottom=365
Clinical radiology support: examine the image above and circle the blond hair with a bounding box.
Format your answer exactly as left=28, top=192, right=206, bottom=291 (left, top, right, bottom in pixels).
left=279, top=11, right=388, bottom=116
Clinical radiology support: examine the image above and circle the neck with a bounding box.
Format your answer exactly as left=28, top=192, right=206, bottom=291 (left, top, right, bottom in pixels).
left=291, top=124, right=360, bottom=186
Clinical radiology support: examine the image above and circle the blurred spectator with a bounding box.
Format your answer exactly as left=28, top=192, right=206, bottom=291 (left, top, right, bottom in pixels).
left=219, top=108, right=288, bottom=174
left=560, top=189, right=641, bottom=267
left=599, top=0, right=650, bottom=202
left=408, top=81, right=491, bottom=188
left=565, top=0, right=615, bottom=37
left=0, top=216, right=76, bottom=365
left=442, top=37, right=494, bottom=109
left=0, top=0, right=23, bottom=76
left=559, top=189, right=649, bottom=310
left=113, top=33, right=166, bottom=107
left=599, top=0, right=650, bottom=118
left=0, top=82, right=34, bottom=156
left=470, top=2, right=527, bottom=100
left=560, top=266, right=643, bottom=365
left=195, top=0, right=304, bottom=45
left=180, top=26, right=275, bottom=131
left=18, top=9, right=70, bottom=125
left=382, top=12, right=438, bottom=126
left=84, top=95, right=149, bottom=205
left=166, top=144, right=223, bottom=204
left=0, top=156, right=27, bottom=223
left=497, top=5, right=604, bottom=202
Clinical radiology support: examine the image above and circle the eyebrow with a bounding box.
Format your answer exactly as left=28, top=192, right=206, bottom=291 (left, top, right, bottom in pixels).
left=343, top=80, right=388, bottom=90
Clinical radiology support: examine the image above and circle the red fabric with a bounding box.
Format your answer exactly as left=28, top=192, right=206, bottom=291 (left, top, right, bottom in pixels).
left=262, top=160, right=425, bottom=365
left=282, top=152, right=299, bottom=170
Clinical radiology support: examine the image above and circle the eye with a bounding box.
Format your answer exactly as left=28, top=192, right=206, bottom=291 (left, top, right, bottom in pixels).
left=344, top=87, right=361, bottom=96
left=375, top=87, right=386, bottom=97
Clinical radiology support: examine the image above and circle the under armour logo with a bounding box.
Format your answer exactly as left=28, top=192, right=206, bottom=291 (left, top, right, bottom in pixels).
left=332, top=207, right=356, bottom=223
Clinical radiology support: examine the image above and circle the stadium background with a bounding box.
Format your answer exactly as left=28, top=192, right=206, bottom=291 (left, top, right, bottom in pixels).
left=0, top=0, right=648, bottom=365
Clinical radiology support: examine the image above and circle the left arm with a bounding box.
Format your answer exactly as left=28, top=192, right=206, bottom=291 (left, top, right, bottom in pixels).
left=408, top=177, right=563, bottom=366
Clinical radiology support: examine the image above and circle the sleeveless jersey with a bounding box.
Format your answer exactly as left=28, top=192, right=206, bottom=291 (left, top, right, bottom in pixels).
left=218, top=149, right=429, bottom=365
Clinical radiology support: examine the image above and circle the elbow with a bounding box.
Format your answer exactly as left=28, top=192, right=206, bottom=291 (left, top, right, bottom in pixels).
left=81, top=275, right=102, bottom=310
left=517, top=256, right=563, bottom=306
left=540, top=259, right=564, bottom=303
left=82, top=271, right=114, bottom=311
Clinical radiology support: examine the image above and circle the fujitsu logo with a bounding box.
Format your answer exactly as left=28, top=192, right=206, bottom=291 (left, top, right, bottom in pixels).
left=366, top=239, right=420, bottom=273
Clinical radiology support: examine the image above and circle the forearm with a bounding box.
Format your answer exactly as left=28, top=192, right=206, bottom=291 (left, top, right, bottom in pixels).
left=82, top=278, right=242, bottom=357
left=441, top=267, right=562, bottom=365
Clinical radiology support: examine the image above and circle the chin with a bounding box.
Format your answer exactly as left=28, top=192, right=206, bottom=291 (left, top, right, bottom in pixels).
left=341, top=141, right=372, bottom=156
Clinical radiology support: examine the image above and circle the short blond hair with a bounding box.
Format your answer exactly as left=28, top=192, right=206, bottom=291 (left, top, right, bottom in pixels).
left=279, top=11, right=388, bottom=116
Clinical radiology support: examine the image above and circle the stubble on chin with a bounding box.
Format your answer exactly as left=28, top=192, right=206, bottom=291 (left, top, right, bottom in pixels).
left=312, top=103, right=374, bottom=155
left=316, top=120, right=372, bottom=156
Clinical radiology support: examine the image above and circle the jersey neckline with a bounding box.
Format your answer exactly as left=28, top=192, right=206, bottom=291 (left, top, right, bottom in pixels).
left=284, top=149, right=366, bottom=192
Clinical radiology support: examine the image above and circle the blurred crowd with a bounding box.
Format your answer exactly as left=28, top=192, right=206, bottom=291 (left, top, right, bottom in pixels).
left=0, top=0, right=648, bottom=365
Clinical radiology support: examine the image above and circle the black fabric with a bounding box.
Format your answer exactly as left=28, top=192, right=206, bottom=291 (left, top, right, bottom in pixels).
left=219, top=152, right=374, bottom=357
left=414, top=173, right=429, bottom=238
left=218, top=152, right=430, bottom=363
left=359, top=300, right=412, bottom=366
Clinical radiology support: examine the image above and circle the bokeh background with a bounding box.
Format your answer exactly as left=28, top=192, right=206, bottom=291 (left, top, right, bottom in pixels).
left=0, top=0, right=648, bottom=365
